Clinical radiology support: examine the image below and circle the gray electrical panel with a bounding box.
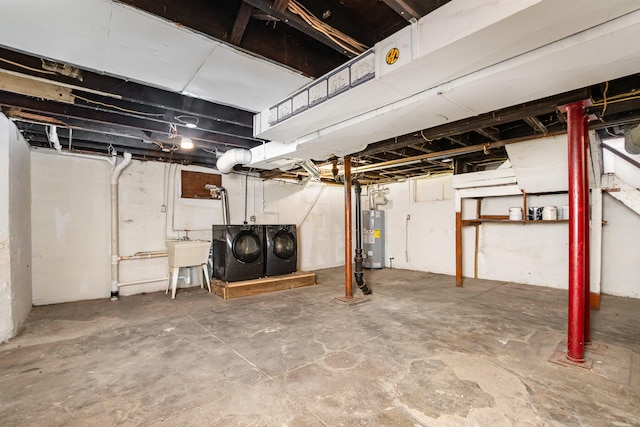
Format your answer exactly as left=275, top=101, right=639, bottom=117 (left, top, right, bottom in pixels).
left=363, top=210, right=385, bottom=269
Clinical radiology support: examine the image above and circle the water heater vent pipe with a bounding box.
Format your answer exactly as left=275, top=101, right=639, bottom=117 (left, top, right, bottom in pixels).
left=368, top=185, right=389, bottom=210
left=206, top=185, right=230, bottom=225
left=110, top=152, right=132, bottom=301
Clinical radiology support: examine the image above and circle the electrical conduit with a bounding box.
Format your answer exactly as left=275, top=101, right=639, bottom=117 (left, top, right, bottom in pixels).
left=110, top=152, right=132, bottom=300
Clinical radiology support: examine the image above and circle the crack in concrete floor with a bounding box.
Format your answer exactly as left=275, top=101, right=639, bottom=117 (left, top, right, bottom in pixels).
left=1, top=267, right=639, bottom=426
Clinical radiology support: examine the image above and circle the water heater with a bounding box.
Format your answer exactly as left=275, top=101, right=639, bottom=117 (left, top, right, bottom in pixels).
left=363, top=210, right=385, bottom=269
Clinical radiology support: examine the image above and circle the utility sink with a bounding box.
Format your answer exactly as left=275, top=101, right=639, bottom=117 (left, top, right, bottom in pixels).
left=165, top=240, right=211, bottom=268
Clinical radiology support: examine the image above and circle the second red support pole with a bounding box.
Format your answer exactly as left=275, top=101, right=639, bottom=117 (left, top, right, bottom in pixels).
left=565, top=100, right=590, bottom=362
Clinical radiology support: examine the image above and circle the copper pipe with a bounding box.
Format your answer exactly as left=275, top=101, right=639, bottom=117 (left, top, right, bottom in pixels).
left=583, top=115, right=591, bottom=344
left=455, top=211, right=462, bottom=287
left=344, top=156, right=353, bottom=299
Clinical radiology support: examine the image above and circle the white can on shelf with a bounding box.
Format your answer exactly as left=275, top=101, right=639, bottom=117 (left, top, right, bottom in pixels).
left=508, top=207, right=523, bottom=220
left=561, top=205, right=569, bottom=220
left=542, top=206, right=558, bottom=220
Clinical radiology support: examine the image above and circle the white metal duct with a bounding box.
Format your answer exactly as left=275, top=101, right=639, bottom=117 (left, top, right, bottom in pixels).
left=249, top=0, right=640, bottom=170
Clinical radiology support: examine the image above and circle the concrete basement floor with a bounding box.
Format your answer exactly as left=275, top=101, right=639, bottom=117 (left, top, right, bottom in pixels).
left=1, top=268, right=639, bottom=426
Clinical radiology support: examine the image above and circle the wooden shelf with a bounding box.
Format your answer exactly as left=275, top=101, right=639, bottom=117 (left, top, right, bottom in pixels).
left=462, top=218, right=568, bottom=226
left=456, top=187, right=569, bottom=287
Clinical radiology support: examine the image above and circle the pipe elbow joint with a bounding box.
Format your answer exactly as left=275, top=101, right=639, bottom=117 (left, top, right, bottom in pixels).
left=355, top=274, right=372, bottom=295
left=217, top=149, right=252, bottom=174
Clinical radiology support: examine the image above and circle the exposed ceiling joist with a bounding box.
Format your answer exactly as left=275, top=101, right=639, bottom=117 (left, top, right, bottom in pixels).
left=381, top=0, right=436, bottom=21
left=361, top=88, right=590, bottom=156
left=0, top=91, right=258, bottom=147
left=0, top=47, right=254, bottom=127
left=0, top=70, right=74, bottom=103
left=408, top=144, right=434, bottom=153
left=444, top=136, right=467, bottom=147
left=230, top=2, right=254, bottom=45
left=274, top=0, right=290, bottom=13
left=523, top=116, right=550, bottom=135
left=474, top=127, right=500, bottom=142
left=243, top=0, right=364, bottom=57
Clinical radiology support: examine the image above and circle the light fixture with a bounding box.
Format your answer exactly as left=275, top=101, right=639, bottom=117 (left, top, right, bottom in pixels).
left=175, top=115, right=199, bottom=129
left=180, top=137, right=194, bottom=150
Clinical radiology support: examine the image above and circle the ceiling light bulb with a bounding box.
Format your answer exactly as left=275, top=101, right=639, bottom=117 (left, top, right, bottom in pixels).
left=181, top=137, right=194, bottom=150
left=185, top=123, right=197, bottom=129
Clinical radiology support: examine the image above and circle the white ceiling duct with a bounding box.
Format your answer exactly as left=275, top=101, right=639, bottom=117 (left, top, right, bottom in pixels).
left=249, top=0, right=640, bottom=170
left=216, top=148, right=252, bottom=174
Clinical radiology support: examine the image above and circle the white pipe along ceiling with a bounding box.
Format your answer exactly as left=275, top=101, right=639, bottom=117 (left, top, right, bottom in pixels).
left=223, top=0, right=640, bottom=173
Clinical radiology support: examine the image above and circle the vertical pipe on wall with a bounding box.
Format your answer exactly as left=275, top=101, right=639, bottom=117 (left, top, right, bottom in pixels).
left=353, top=179, right=372, bottom=295
left=583, top=116, right=591, bottom=343
left=110, top=153, right=132, bottom=301
left=590, top=188, right=603, bottom=310
left=344, top=156, right=353, bottom=299
left=565, top=100, right=589, bottom=362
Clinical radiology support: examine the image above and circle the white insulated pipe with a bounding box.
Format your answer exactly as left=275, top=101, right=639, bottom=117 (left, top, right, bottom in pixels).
left=216, top=148, right=251, bottom=173
left=117, top=277, right=169, bottom=287
left=48, top=125, right=116, bottom=166
left=118, top=251, right=168, bottom=261
left=110, top=152, right=132, bottom=300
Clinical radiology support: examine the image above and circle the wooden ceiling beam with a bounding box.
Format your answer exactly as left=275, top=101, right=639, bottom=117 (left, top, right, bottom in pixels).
left=243, top=0, right=358, bottom=58
left=408, top=144, right=434, bottom=153
left=474, top=127, right=500, bottom=142
left=381, top=0, right=449, bottom=21
left=230, top=2, right=254, bottom=45
left=361, top=88, right=589, bottom=156
left=0, top=47, right=253, bottom=127
left=523, top=116, right=550, bottom=135
left=274, top=0, right=290, bottom=13
left=0, top=92, right=258, bottom=149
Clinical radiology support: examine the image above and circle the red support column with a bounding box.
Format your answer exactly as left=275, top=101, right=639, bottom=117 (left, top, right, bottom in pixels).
left=583, top=116, right=591, bottom=344
left=344, top=156, right=353, bottom=299
left=565, top=100, right=589, bottom=362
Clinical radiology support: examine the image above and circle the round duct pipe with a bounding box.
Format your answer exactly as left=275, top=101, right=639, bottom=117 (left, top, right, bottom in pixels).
left=624, top=124, right=640, bottom=155
left=216, top=149, right=252, bottom=174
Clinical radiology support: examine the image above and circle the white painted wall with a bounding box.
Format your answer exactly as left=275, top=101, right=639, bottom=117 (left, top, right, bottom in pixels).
left=27, top=138, right=640, bottom=304
left=0, top=117, right=12, bottom=341
left=0, top=115, right=32, bottom=342
left=381, top=175, right=456, bottom=274
left=476, top=193, right=569, bottom=288
left=31, top=151, right=111, bottom=305
left=378, top=146, right=640, bottom=299
left=31, top=154, right=346, bottom=303
left=8, top=119, right=32, bottom=330
left=601, top=193, right=640, bottom=298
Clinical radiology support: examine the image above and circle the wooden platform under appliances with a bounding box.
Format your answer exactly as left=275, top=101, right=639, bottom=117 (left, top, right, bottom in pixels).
left=212, top=271, right=316, bottom=300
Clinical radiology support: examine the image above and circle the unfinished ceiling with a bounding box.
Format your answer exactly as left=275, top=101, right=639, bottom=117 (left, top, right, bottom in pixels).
left=1, top=0, right=640, bottom=182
